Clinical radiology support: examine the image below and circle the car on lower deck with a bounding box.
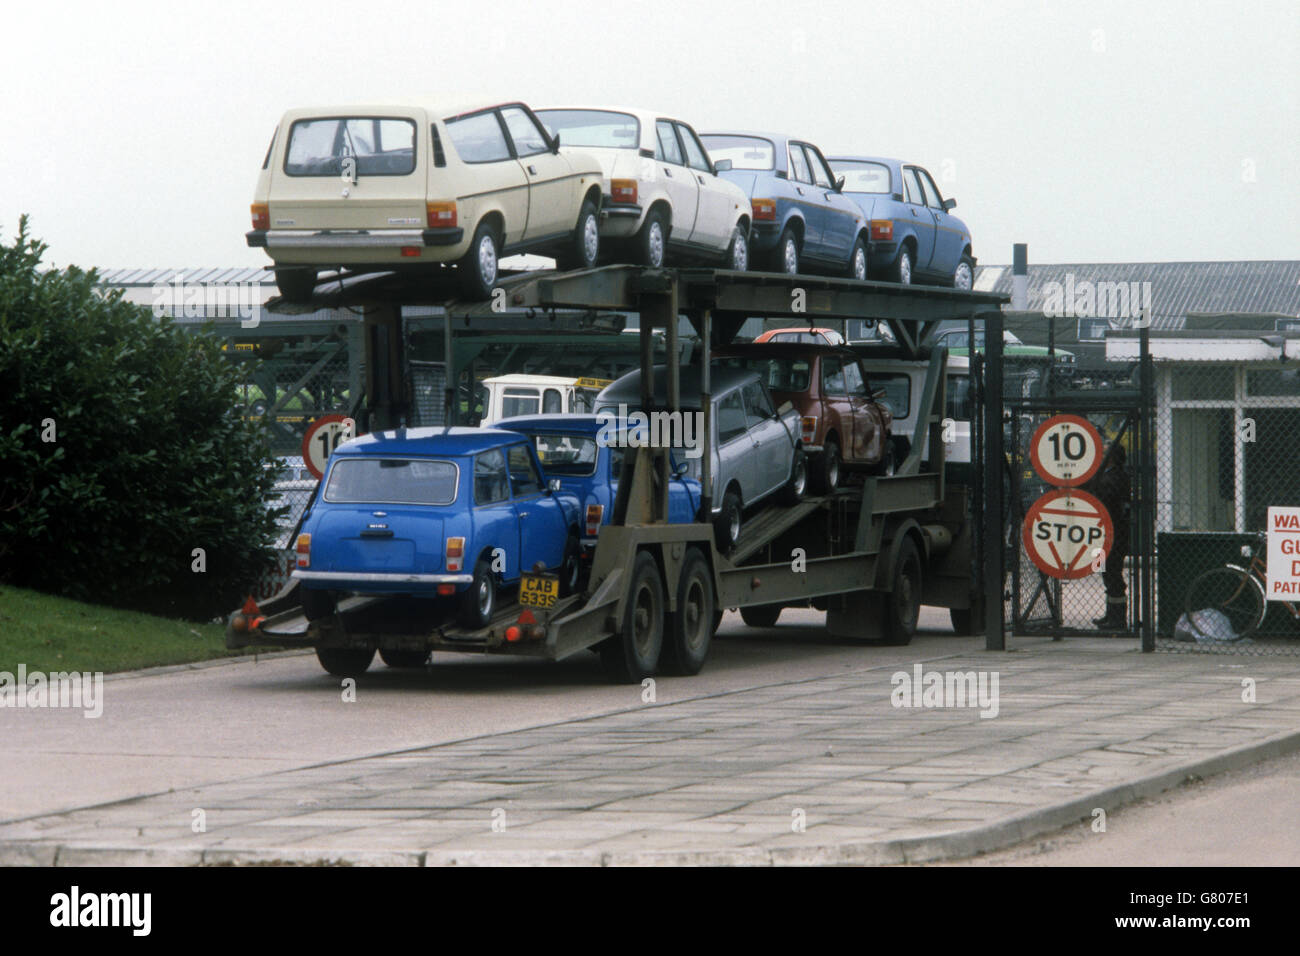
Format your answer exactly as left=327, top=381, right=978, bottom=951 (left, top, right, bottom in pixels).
left=826, top=156, right=975, bottom=289
left=699, top=131, right=869, bottom=279
left=535, top=107, right=752, bottom=270
left=292, top=427, right=582, bottom=628
left=715, top=343, right=894, bottom=492
left=247, top=100, right=605, bottom=302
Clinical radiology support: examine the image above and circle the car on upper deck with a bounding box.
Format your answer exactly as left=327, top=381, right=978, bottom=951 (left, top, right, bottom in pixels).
left=535, top=107, right=752, bottom=270
left=753, top=326, right=846, bottom=346
left=699, top=131, right=868, bottom=279
left=248, top=100, right=605, bottom=302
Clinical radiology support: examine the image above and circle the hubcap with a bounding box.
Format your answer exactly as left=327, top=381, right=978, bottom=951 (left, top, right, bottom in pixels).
left=792, top=457, right=806, bottom=495
left=648, top=221, right=664, bottom=266
left=954, top=261, right=972, bottom=290
left=729, top=507, right=741, bottom=542
left=853, top=248, right=866, bottom=280
left=783, top=238, right=798, bottom=274
left=477, top=577, right=492, bottom=616
left=731, top=231, right=748, bottom=270
left=898, top=252, right=911, bottom=284
left=582, top=215, right=599, bottom=263
left=478, top=235, right=497, bottom=286
left=828, top=449, right=840, bottom=488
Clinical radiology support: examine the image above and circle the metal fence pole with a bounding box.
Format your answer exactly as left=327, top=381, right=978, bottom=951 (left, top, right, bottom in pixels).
left=984, top=308, right=1006, bottom=650
left=1140, top=322, right=1155, bottom=652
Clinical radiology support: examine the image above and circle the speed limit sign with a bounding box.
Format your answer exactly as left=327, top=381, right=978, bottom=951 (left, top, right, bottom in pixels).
left=302, top=414, right=356, bottom=479
left=1029, top=414, right=1104, bottom=487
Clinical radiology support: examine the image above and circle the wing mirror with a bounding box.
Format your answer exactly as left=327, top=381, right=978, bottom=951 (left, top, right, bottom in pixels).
left=549, top=132, right=561, bottom=154
left=547, top=477, right=562, bottom=493
left=942, top=197, right=957, bottom=211
left=834, top=175, right=846, bottom=192
left=713, top=158, right=733, bottom=172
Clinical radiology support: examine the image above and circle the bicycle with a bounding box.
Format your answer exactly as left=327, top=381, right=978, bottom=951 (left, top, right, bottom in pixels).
left=1183, top=533, right=1300, bottom=641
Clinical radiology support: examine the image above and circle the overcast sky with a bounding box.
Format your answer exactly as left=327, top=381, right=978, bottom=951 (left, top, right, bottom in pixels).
left=4, top=0, right=1296, bottom=271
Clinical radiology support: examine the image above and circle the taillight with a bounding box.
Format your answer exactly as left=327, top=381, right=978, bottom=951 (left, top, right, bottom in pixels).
left=800, top=416, right=817, bottom=444
left=585, top=504, right=603, bottom=537
left=610, top=179, right=638, bottom=205
left=446, top=536, right=465, bottom=572
left=400, top=246, right=422, bottom=257
left=870, top=218, right=893, bottom=241
left=752, top=199, right=777, bottom=221
left=250, top=203, right=269, bottom=230
left=296, top=533, right=310, bottom=569
left=427, top=201, right=457, bottom=229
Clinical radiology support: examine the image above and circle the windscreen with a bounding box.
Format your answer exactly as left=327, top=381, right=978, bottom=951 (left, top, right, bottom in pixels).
left=536, top=110, right=640, bottom=148
left=829, top=159, right=891, bottom=194
left=699, top=135, right=775, bottom=170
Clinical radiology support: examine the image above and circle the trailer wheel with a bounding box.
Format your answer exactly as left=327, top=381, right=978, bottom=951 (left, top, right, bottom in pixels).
left=316, top=647, right=374, bottom=678
left=600, top=551, right=664, bottom=683
left=778, top=448, right=807, bottom=504
left=458, top=557, right=496, bottom=628
left=301, top=588, right=337, bottom=622
left=713, top=489, right=743, bottom=554
left=880, top=537, right=922, bottom=645
left=379, top=648, right=428, bottom=668
left=661, top=548, right=714, bottom=675
left=739, top=604, right=782, bottom=628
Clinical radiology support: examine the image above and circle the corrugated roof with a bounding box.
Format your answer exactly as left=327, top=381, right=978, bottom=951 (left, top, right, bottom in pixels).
left=95, top=267, right=270, bottom=286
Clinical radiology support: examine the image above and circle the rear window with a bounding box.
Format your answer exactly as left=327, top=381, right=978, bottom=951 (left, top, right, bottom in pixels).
left=830, top=160, right=891, bottom=194
left=531, top=434, right=599, bottom=476
left=536, top=109, right=640, bottom=148
left=323, top=458, right=457, bottom=505
left=700, top=135, right=775, bottom=170
left=717, top=356, right=811, bottom=392
left=284, top=117, right=416, bottom=177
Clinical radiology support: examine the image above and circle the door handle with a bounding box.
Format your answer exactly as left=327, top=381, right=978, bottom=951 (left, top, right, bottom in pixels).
left=518, top=511, right=529, bottom=519
left=795, top=186, right=804, bottom=195
left=697, top=175, right=705, bottom=185
left=664, top=168, right=672, bottom=177
left=527, top=165, right=537, bottom=175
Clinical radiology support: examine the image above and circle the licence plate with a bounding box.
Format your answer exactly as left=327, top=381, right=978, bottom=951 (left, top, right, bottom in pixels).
left=519, top=573, right=559, bottom=609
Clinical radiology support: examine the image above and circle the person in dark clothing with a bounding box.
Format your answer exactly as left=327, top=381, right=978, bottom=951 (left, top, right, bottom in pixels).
left=1090, top=443, right=1131, bottom=629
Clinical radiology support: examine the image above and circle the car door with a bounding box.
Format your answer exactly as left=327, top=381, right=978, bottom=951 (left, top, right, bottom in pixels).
left=507, top=442, right=566, bottom=574
left=785, top=143, right=824, bottom=255
left=655, top=120, right=699, bottom=240
left=805, top=144, right=857, bottom=261
left=472, top=448, right=520, bottom=580
left=842, top=357, right=883, bottom=463
left=902, top=166, right=938, bottom=272
left=677, top=122, right=730, bottom=249
left=499, top=105, right=573, bottom=241
left=742, top=378, right=787, bottom=495
left=442, top=110, right=531, bottom=244
left=715, top=387, right=755, bottom=502
left=915, top=166, right=960, bottom=278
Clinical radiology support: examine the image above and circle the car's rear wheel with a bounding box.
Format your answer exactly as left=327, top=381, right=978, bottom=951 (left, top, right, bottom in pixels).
left=274, top=267, right=317, bottom=303
left=599, top=551, right=664, bottom=682
left=713, top=488, right=743, bottom=554
left=636, top=209, right=668, bottom=267
left=316, top=647, right=374, bottom=678
left=846, top=238, right=868, bottom=280
left=458, top=557, right=496, bottom=628
left=661, top=548, right=714, bottom=676
left=870, top=438, right=896, bottom=477
left=559, top=533, right=581, bottom=597
left=725, top=224, right=749, bottom=271
left=378, top=648, right=428, bottom=668
left=458, top=221, right=499, bottom=300
left=892, top=245, right=914, bottom=285
left=771, top=227, right=799, bottom=274
left=811, top=437, right=841, bottom=494
left=777, top=448, right=807, bottom=505
left=557, top=199, right=600, bottom=271
left=952, top=255, right=975, bottom=290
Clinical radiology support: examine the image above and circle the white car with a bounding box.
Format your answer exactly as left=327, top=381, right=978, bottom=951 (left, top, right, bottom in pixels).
left=536, top=107, right=752, bottom=270
left=248, top=100, right=605, bottom=302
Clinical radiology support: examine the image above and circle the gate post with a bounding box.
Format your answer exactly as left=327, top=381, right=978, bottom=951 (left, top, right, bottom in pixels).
left=983, top=308, right=1006, bottom=650
left=1139, top=321, right=1155, bottom=651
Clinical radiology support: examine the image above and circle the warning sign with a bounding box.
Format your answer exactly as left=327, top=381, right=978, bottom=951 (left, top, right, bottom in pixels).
left=1029, top=414, right=1104, bottom=487
left=1022, top=489, right=1114, bottom=580
left=1266, top=506, right=1300, bottom=601
left=302, top=414, right=355, bottom=479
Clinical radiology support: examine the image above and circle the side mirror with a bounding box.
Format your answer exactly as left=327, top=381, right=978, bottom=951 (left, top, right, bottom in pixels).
left=834, top=176, right=846, bottom=192
left=673, top=459, right=690, bottom=477
left=547, top=477, right=562, bottom=493
left=942, top=197, right=956, bottom=211
left=713, top=158, right=733, bottom=172
left=549, top=132, right=561, bottom=154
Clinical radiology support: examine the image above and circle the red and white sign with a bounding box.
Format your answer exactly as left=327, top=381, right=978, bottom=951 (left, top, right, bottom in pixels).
left=301, top=414, right=355, bottom=479
left=1266, top=506, right=1300, bottom=601
left=1029, top=414, right=1104, bottom=487
left=1022, top=489, right=1114, bottom=581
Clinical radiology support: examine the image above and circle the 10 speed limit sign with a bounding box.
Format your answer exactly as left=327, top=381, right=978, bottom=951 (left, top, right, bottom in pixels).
left=302, top=414, right=356, bottom=479
left=1022, top=489, right=1114, bottom=580
left=1029, top=414, right=1104, bottom=487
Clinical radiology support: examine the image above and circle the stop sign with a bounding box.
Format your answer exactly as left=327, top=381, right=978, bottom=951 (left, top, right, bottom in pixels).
left=1022, top=488, right=1114, bottom=581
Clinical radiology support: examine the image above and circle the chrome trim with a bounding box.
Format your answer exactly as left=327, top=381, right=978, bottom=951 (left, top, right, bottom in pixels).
left=266, top=229, right=428, bottom=249
left=293, top=571, right=473, bottom=584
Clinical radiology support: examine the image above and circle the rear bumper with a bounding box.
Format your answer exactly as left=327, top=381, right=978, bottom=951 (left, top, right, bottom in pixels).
left=247, top=227, right=464, bottom=250
left=598, top=199, right=643, bottom=238
left=294, top=570, right=472, bottom=586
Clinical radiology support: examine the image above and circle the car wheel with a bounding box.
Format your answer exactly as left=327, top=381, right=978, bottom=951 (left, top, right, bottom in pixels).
left=557, top=199, right=600, bottom=271
left=811, top=437, right=841, bottom=494
left=772, top=227, right=799, bottom=274
left=846, top=238, right=868, bottom=280
left=892, top=245, right=914, bottom=285
left=315, top=647, right=374, bottom=678
left=636, top=209, right=668, bottom=268
left=880, top=537, right=922, bottom=645
left=871, top=438, right=896, bottom=477
left=378, top=648, right=428, bottom=668
left=661, top=548, right=715, bottom=676
left=725, top=224, right=749, bottom=271
left=777, top=447, right=807, bottom=505
left=739, top=604, right=782, bottom=628
left=457, top=557, right=496, bottom=628
left=559, top=533, right=581, bottom=597
left=274, top=267, right=316, bottom=304
left=712, top=488, right=743, bottom=554
left=952, top=255, right=975, bottom=290
left=599, top=550, right=664, bottom=682
left=301, top=587, right=337, bottom=622
left=458, top=221, right=499, bottom=300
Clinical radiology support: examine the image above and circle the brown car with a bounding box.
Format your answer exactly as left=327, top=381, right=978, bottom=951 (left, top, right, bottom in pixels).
left=714, top=343, right=894, bottom=492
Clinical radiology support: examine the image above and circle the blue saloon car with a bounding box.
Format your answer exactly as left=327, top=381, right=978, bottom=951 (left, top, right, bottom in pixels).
left=292, top=427, right=582, bottom=628
left=826, top=156, right=976, bottom=289
left=496, top=414, right=703, bottom=552
left=699, top=131, right=869, bottom=279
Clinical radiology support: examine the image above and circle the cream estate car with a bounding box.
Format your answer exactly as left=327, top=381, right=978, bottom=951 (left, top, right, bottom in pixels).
left=535, top=107, right=752, bottom=270
left=247, top=100, right=605, bottom=302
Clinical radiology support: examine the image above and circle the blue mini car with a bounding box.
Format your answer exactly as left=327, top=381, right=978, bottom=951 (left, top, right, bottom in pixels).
left=825, top=156, right=975, bottom=289
left=292, top=427, right=582, bottom=628
left=699, top=131, right=868, bottom=279
left=496, top=414, right=703, bottom=554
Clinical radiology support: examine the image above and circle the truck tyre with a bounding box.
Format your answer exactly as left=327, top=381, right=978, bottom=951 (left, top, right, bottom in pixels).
left=316, top=647, right=374, bottom=678
left=661, top=548, right=714, bottom=676
left=560, top=533, right=581, bottom=597
left=739, top=604, right=782, bottom=628
left=811, top=437, right=841, bottom=494
left=301, top=588, right=337, bottom=622
left=600, top=551, right=664, bottom=682
left=777, top=448, right=807, bottom=505
left=458, top=557, right=496, bottom=628
left=274, top=267, right=317, bottom=304
left=713, top=489, right=743, bottom=554
left=557, top=199, right=600, bottom=271
left=635, top=209, right=668, bottom=268
left=880, top=537, right=922, bottom=645
left=458, top=221, right=499, bottom=300
left=379, top=648, right=428, bottom=668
